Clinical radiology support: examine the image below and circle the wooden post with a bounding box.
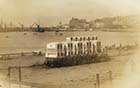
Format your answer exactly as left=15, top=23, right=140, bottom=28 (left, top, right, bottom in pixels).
left=7, top=67, right=11, bottom=88
left=21, top=52, right=24, bottom=56
left=19, top=67, right=21, bottom=82
left=18, top=67, right=22, bottom=88
left=108, top=71, right=113, bottom=88
left=109, top=71, right=112, bottom=82
left=96, top=73, right=100, bottom=88
left=8, top=67, right=11, bottom=79
left=94, top=83, right=97, bottom=88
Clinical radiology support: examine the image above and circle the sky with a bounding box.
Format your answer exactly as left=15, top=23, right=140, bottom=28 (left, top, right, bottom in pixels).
left=0, top=0, right=140, bottom=26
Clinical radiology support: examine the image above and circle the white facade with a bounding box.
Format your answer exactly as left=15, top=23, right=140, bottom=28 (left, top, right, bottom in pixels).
left=45, top=36, right=101, bottom=58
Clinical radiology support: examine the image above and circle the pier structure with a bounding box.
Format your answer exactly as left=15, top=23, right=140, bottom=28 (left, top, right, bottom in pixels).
left=45, top=36, right=104, bottom=67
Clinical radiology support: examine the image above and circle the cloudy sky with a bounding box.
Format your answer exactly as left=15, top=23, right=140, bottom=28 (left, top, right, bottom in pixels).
left=0, top=0, right=140, bottom=26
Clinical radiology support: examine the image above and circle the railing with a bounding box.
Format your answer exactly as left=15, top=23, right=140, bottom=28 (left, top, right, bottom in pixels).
left=0, top=51, right=44, bottom=60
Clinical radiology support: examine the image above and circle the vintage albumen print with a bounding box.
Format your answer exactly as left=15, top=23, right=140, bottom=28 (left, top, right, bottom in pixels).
left=0, top=0, right=140, bottom=88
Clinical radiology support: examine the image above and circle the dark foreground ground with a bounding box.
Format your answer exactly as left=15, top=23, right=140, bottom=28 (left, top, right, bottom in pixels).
left=0, top=48, right=139, bottom=88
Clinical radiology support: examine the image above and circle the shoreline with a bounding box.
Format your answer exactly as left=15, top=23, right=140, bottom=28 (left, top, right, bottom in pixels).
left=0, top=28, right=140, bottom=33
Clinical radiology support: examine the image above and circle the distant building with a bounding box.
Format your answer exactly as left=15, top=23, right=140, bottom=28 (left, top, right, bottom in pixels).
left=63, top=24, right=69, bottom=29
left=69, top=18, right=90, bottom=30
left=93, top=19, right=105, bottom=29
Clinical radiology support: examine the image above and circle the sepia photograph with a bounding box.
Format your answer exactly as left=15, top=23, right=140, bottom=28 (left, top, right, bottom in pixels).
left=0, top=0, right=140, bottom=88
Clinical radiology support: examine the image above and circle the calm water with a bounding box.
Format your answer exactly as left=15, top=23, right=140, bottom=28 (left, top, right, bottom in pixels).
left=0, top=31, right=140, bottom=53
